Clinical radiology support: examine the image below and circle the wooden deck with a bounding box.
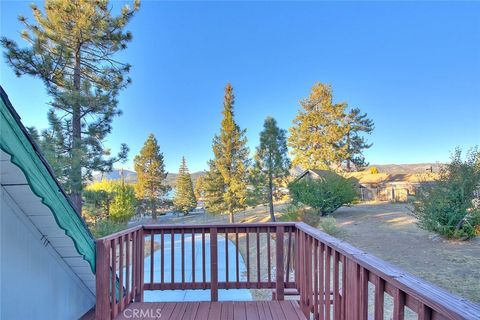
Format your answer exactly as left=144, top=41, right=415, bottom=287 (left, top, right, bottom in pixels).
left=114, top=301, right=306, bottom=320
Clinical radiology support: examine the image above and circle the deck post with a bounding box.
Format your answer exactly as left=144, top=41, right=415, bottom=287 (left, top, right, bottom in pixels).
left=95, top=239, right=111, bottom=320
left=135, top=227, right=145, bottom=302
left=210, top=227, right=218, bottom=301
left=275, top=226, right=285, bottom=300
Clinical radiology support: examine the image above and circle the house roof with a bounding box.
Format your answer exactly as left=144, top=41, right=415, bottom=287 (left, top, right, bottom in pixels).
left=294, top=169, right=341, bottom=182
left=0, top=86, right=96, bottom=293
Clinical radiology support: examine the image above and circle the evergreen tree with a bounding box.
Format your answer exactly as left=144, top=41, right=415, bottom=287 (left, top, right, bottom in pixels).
left=202, top=160, right=227, bottom=213
left=134, top=134, right=169, bottom=220
left=173, top=157, right=197, bottom=214
left=1, top=0, right=140, bottom=212
left=194, top=175, right=206, bottom=200
left=289, top=82, right=349, bottom=170
left=83, top=177, right=136, bottom=223
left=203, top=84, right=249, bottom=223
left=344, top=108, right=374, bottom=171
left=254, top=117, right=290, bottom=221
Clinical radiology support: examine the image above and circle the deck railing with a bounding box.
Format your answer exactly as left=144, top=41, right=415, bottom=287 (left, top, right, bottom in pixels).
left=95, top=222, right=480, bottom=320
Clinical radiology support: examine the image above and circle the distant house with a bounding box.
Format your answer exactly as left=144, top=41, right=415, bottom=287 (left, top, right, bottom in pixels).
left=293, top=169, right=342, bottom=183
left=1, top=87, right=96, bottom=319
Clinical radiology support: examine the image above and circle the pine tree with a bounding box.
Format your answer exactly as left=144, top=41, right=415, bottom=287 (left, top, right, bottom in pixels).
left=134, top=134, right=169, bottom=220
left=173, top=157, right=197, bottom=214
left=344, top=108, right=374, bottom=171
left=203, top=84, right=249, bottom=223
left=289, top=82, right=349, bottom=170
left=254, top=117, right=290, bottom=221
left=1, top=0, right=139, bottom=212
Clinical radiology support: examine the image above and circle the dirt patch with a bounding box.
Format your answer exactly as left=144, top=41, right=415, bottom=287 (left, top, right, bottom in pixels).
left=333, top=202, right=480, bottom=303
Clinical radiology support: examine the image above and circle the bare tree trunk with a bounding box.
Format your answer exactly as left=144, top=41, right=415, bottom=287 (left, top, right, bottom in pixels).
left=346, top=133, right=351, bottom=172
left=152, top=200, right=157, bottom=221
left=229, top=211, right=234, bottom=223
left=70, top=48, right=83, bottom=213
left=268, top=173, right=275, bottom=222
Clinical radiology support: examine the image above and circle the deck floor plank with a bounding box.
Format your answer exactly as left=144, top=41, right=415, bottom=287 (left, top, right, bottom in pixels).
left=208, top=301, right=222, bottom=320
left=220, top=301, right=234, bottom=320
left=115, top=301, right=306, bottom=319
left=181, top=301, right=200, bottom=320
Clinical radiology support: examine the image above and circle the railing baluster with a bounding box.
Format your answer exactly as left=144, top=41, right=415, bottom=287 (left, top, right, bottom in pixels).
left=286, top=227, right=292, bottom=283
left=95, top=239, right=111, bottom=320
left=192, top=229, right=195, bottom=285
left=333, top=250, right=340, bottom=320
left=246, top=229, right=250, bottom=284
left=341, top=255, right=346, bottom=320
left=417, top=303, right=432, bottom=320
left=374, top=275, right=385, bottom=320
left=393, top=288, right=406, bottom=320
left=225, top=229, right=229, bottom=286
left=210, top=227, right=218, bottom=301
left=181, top=229, right=185, bottom=289
left=267, top=227, right=271, bottom=284
left=171, top=229, right=175, bottom=284
left=111, top=238, right=117, bottom=319
left=119, top=235, right=124, bottom=311
left=325, top=246, right=331, bottom=320
left=150, top=230, right=154, bottom=285
left=125, top=233, right=131, bottom=305
left=202, top=228, right=206, bottom=289
left=319, top=242, right=325, bottom=320
left=256, top=227, right=260, bottom=286
left=314, top=239, right=319, bottom=320
left=137, top=228, right=144, bottom=302
left=131, top=230, right=136, bottom=301
left=307, top=235, right=312, bottom=311
left=161, top=229, right=164, bottom=289
left=359, top=266, right=368, bottom=320
left=275, top=225, right=284, bottom=300
left=235, top=227, right=240, bottom=284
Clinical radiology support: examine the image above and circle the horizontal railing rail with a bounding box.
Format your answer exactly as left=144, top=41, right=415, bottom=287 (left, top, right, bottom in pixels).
left=95, top=222, right=480, bottom=320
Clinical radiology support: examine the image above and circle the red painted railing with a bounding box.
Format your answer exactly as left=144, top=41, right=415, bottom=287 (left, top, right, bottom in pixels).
left=95, top=223, right=480, bottom=320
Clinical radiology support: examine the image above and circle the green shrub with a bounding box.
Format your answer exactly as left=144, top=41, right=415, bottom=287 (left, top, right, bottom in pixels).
left=90, top=219, right=127, bottom=238
left=278, top=203, right=320, bottom=226
left=278, top=203, right=303, bottom=222
left=412, top=148, right=480, bottom=239
left=288, top=173, right=357, bottom=216
left=319, top=216, right=341, bottom=236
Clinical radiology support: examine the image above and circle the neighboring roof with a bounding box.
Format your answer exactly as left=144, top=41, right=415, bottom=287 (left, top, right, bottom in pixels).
left=294, top=169, right=341, bottom=182
left=0, top=86, right=96, bottom=291
left=344, top=171, right=438, bottom=185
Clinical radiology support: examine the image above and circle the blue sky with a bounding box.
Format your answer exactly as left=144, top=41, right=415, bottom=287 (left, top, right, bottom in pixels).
left=1, top=1, right=479, bottom=173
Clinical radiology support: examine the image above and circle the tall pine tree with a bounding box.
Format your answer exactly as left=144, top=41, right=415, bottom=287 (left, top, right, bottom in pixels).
left=289, top=82, right=349, bottom=170
left=254, top=117, right=290, bottom=221
left=173, top=157, right=197, bottom=214
left=134, top=134, right=169, bottom=220
left=203, top=84, right=249, bottom=223
left=344, top=108, right=374, bottom=171
left=1, top=0, right=139, bottom=212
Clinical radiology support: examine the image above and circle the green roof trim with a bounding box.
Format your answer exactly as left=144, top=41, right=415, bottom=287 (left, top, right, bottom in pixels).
left=0, top=87, right=96, bottom=273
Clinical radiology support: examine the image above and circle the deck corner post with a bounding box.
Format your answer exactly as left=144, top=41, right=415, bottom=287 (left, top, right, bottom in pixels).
left=135, top=227, right=145, bottom=302
left=210, top=227, right=218, bottom=302
left=95, top=239, right=111, bottom=320
left=275, top=225, right=285, bottom=300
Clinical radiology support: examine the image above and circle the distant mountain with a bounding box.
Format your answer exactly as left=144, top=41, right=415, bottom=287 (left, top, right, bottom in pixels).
left=291, top=163, right=442, bottom=176
left=366, top=163, right=442, bottom=174
left=91, top=169, right=206, bottom=187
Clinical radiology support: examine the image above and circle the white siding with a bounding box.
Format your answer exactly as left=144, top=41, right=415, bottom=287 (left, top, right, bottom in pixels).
left=0, top=189, right=95, bottom=320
